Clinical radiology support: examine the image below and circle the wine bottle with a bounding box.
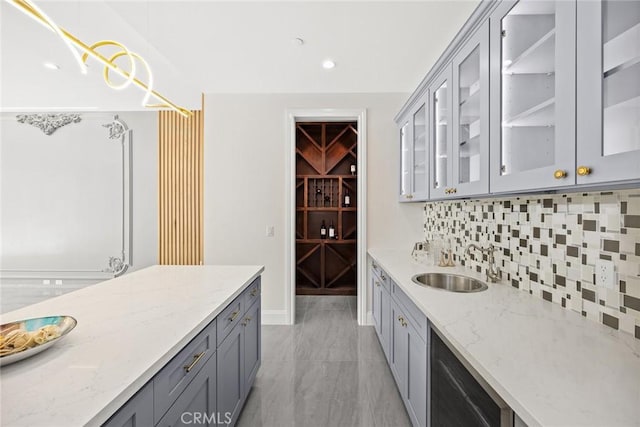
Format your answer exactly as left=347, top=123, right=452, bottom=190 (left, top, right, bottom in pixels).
left=328, top=221, right=336, bottom=239
left=320, top=220, right=327, bottom=239
left=343, top=190, right=351, bottom=207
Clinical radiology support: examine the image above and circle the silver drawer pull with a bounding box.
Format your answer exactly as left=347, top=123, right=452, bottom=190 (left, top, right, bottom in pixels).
left=250, top=288, right=258, bottom=297
left=228, top=310, right=240, bottom=322
left=242, top=316, right=252, bottom=326
left=184, top=351, right=206, bottom=373
left=375, top=281, right=381, bottom=287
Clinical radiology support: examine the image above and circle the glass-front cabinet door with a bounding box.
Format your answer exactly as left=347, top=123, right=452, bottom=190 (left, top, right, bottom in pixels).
left=399, top=118, right=412, bottom=201
left=577, top=0, right=640, bottom=184
left=411, top=101, right=429, bottom=201
left=452, top=22, right=489, bottom=197
left=398, top=95, right=429, bottom=202
left=429, top=65, right=453, bottom=199
left=489, top=0, right=576, bottom=193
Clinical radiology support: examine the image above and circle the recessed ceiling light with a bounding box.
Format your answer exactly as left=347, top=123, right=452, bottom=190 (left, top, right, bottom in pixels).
left=43, top=62, right=60, bottom=70
left=322, top=59, right=336, bottom=70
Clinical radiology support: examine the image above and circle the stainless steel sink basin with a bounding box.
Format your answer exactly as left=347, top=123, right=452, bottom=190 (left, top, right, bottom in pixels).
left=411, top=273, right=488, bottom=293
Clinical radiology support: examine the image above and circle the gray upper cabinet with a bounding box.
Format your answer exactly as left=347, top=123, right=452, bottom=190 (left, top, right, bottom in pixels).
left=397, top=0, right=639, bottom=201
left=399, top=117, right=412, bottom=202
left=399, top=94, right=430, bottom=202
left=577, top=0, right=640, bottom=184
left=429, top=65, right=454, bottom=199
left=452, top=21, right=490, bottom=197
left=489, top=0, right=577, bottom=193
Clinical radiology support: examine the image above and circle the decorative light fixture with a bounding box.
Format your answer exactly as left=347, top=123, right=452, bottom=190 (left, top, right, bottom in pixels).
left=6, top=0, right=193, bottom=118
left=322, top=59, right=336, bottom=70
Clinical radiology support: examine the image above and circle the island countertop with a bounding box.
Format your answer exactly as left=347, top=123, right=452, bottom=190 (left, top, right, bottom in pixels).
left=0, top=265, right=264, bottom=427
left=369, top=248, right=640, bottom=427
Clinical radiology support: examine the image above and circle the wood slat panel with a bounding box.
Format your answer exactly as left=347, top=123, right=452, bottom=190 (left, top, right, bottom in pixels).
left=158, top=106, right=204, bottom=265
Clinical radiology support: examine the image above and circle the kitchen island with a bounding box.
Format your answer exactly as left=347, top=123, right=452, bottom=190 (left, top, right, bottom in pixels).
left=0, top=265, right=264, bottom=427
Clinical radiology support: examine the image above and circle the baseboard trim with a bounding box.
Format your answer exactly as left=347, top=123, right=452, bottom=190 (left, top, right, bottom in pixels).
left=261, top=309, right=289, bottom=325
left=365, top=310, right=374, bottom=326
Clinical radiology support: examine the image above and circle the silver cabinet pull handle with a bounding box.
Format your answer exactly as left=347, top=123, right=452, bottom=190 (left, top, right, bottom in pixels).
left=184, top=351, right=206, bottom=373
left=229, top=310, right=240, bottom=322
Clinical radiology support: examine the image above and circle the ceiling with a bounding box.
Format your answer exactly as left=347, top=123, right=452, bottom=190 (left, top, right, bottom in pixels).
left=1, top=0, right=479, bottom=111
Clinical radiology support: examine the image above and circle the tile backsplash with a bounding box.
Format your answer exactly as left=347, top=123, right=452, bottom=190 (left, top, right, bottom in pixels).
left=423, top=189, right=640, bottom=339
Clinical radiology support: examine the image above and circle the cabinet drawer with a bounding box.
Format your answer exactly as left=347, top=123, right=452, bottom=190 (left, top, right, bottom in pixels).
left=154, top=318, right=217, bottom=424
left=242, top=277, right=261, bottom=311
left=391, top=281, right=428, bottom=341
left=371, top=262, right=390, bottom=292
left=156, top=351, right=217, bottom=427
left=217, top=296, right=244, bottom=346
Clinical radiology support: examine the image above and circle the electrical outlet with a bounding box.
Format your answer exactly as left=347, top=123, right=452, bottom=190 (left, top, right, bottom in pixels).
left=595, top=259, right=615, bottom=290
left=43, top=279, right=51, bottom=285
left=55, top=279, right=63, bottom=285
left=266, top=226, right=275, bottom=237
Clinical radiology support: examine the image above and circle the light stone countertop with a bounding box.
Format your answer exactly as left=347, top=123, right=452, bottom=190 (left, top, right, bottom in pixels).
left=369, top=248, right=640, bottom=427
left=0, top=265, right=264, bottom=427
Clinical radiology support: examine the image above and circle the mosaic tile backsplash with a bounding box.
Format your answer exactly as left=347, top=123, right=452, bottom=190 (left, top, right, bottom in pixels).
left=423, top=189, right=640, bottom=339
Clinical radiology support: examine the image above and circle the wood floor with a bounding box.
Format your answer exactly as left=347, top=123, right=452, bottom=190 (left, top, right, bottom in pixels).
left=237, top=296, right=411, bottom=427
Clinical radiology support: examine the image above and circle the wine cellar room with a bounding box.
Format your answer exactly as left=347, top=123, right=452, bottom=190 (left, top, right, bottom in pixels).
left=295, top=121, right=358, bottom=297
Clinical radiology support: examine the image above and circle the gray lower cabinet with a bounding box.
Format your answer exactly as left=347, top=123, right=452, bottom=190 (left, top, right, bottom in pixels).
left=371, top=268, right=391, bottom=359
left=243, top=299, right=261, bottom=392
left=103, top=277, right=261, bottom=427
left=156, top=352, right=218, bottom=427
left=154, top=320, right=217, bottom=423
left=372, top=263, right=518, bottom=427
left=102, top=381, right=154, bottom=427
left=406, top=321, right=428, bottom=427
left=390, top=298, right=408, bottom=389
left=380, top=275, right=429, bottom=426
left=217, top=279, right=262, bottom=427
left=391, top=297, right=428, bottom=427
left=217, top=318, right=244, bottom=425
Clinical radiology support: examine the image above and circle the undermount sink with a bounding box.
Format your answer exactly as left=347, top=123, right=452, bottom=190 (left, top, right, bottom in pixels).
left=411, top=273, right=488, bottom=293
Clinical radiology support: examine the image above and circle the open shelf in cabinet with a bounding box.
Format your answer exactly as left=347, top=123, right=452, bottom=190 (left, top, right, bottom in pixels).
left=604, top=22, right=640, bottom=77
left=503, top=97, right=555, bottom=127
left=503, top=28, right=555, bottom=75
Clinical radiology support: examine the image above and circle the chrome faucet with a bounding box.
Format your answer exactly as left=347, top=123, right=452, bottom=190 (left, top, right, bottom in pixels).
left=465, top=243, right=502, bottom=283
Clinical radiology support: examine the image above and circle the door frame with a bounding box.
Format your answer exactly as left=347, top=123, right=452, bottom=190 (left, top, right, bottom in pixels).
left=285, top=108, right=368, bottom=325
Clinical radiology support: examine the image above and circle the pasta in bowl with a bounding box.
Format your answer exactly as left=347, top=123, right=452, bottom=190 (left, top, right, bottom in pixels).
left=0, top=316, right=77, bottom=366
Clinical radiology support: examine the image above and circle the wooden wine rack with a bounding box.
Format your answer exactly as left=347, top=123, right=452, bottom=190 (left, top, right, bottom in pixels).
left=295, top=122, right=357, bottom=296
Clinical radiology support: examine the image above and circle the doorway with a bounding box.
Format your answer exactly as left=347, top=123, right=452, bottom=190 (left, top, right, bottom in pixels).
left=295, top=121, right=358, bottom=296
left=285, top=109, right=368, bottom=325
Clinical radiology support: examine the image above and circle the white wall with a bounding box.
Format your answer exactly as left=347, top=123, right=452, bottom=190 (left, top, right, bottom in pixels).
left=0, top=111, right=158, bottom=312
left=204, top=93, right=424, bottom=321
